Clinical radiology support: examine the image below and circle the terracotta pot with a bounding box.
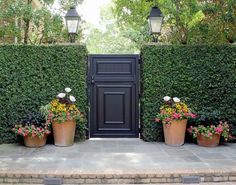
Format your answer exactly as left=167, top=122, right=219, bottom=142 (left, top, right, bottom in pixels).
left=52, top=120, right=76, bottom=147
left=163, top=119, right=187, bottom=146
left=23, top=134, right=47, bottom=148
left=197, top=134, right=220, bottom=147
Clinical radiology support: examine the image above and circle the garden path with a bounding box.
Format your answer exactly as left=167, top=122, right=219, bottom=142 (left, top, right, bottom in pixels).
left=1, top=138, right=236, bottom=171
left=0, top=139, right=236, bottom=184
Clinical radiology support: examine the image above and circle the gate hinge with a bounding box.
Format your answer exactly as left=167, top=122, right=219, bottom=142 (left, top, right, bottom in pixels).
left=139, top=92, right=141, bottom=99
left=138, top=58, right=142, bottom=64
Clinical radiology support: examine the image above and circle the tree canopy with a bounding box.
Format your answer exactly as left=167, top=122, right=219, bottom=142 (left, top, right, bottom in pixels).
left=1, top=0, right=235, bottom=48
left=0, top=0, right=83, bottom=44
left=86, top=3, right=139, bottom=54
left=113, top=0, right=236, bottom=45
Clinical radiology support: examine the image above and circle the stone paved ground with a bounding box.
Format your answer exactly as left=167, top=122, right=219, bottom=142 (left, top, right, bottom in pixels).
left=94, top=184, right=235, bottom=185
left=0, top=138, right=235, bottom=171
left=0, top=183, right=235, bottom=185
left=0, top=139, right=236, bottom=184
left=84, top=184, right=236, bottom=185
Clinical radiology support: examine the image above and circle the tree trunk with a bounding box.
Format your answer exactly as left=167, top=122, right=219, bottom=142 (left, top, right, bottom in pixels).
left=23, top=0, right=32, bottom=44
left=39, top=29, right=45, bottom=44
left=24, top=20, right=30, bottom=44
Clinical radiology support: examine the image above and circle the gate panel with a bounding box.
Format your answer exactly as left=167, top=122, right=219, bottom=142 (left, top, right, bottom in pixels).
left=89, top=55, right=139, bottom=137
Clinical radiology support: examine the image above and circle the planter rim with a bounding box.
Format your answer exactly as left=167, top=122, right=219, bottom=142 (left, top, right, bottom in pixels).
left=163, top=119, right=188, bottom=124
left=197, top=133, right=221, bottom=137
left=23, top=133, right=49, bottom=137
left=52, top=119, right=76, bottom=124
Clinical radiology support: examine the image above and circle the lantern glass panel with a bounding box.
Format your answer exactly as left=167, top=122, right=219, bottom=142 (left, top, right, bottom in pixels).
left=149, top=16, right=163, bottom=34
left=66, top=18, right=79, bottom=34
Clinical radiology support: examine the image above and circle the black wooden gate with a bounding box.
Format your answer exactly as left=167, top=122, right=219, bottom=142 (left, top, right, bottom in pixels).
left=88, top=55, right=139, bottom=138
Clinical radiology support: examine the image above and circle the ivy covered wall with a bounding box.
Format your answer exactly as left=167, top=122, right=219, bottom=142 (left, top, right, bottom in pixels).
left=0, top=45, right=88, bottom=143
left=140, top=45, right=236, bottom=141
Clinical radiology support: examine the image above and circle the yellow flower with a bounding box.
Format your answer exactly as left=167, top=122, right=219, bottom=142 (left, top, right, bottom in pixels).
left=180, top=103, right=189, bottom=112
left=51, top=107, right=56, bottom=112
left=69, top=104, right=77, bottom=111
left=51, top=99, right=59, bottom=107
left=57, top=104, right=66, bottom=112
left=175, top=103, right=182, bottom=112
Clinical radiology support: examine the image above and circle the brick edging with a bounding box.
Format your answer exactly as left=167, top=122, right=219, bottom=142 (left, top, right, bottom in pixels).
left=0, top=168, right=236, bottom=184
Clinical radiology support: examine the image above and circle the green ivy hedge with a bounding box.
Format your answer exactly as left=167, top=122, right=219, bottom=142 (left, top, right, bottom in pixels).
left=0, top=45, right=88, bottom=143
left=140, top=44, right=236, bottom=142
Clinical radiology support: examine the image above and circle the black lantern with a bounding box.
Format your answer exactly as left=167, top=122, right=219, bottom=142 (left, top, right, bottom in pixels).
left=65, top=7, right=80, bottom=43
left=148, top=6, right=164, bottom=42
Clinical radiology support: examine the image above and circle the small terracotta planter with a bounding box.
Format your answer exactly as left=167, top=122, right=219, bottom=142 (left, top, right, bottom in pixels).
left=163, top=119, right=187, bottom=146
left=52, top=120, right=76, bottom=147
left=23, top=135, right=47, bottom=148
left=197, top=134, right=220, bottom=147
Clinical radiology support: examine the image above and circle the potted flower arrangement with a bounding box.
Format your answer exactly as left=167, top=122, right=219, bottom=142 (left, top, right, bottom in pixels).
left=13, top=112, right=50, bottom=148
left=155, top=96, right=197, bottom=146
left=41, top=87, right=83, bottom=147
left=188, top=121, right=230, bottom=147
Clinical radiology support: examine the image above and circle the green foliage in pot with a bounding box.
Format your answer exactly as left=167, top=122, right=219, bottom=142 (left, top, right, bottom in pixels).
left=155, top=96, right=197, bottom=125
left=188, top=121, right=231, bottom=141
left=12, top=112, right=51, bottom=138
left=42, top=87, right=84, bottom=124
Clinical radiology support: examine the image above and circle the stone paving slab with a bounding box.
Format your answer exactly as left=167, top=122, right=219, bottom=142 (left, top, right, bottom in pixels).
left=0, top=139, right=236, bottom=184
left=80, top=184, right=236, bottom=185
left=1, top=138, right=236, bottom=171
left=0, top=183, right=235, bottom=185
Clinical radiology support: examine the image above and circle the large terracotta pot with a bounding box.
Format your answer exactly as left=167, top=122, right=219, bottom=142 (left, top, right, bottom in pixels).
left=52, top=120, right=76, bottom=147
left=197, top=134, right=220, bottom=147
left=163, top=119, right=187, bottom=146
left=23, top=134, right=47, bottom=148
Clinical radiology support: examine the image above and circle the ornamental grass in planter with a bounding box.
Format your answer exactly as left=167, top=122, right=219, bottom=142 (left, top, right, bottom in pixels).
left=155, top=96, right=196, bottom=146
left=188, top=121, right=231, bottom=147
left=41, top=88, right=83, bottom=147
left=13, top=112, right=51, bottom=148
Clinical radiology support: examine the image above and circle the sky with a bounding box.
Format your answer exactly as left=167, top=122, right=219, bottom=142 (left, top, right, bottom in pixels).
left=51, top=0, right=111, bottom=29
left=78, top=0, right=111, bottom=29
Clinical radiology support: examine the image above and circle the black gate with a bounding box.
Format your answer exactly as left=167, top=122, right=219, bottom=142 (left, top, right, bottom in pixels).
left=88, top=55, right=139, bottom=138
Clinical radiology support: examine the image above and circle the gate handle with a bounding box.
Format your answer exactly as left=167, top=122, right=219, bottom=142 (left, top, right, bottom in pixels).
left=91, top=75, right=95, bottom=84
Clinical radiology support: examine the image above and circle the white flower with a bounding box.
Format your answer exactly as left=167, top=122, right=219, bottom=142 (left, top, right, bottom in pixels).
left=173, top=97, right=181, bottom=103
left=163, top=96, right=171, bottom=102
left=65, top=87, right=72, bottom=93
left=69, top=95, right=76, bottom=102
left=57, top=93, right=66, bottom=98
